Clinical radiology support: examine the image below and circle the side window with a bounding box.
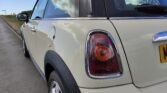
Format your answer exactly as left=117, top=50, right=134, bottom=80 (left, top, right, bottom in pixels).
left=31, top=0, right=47, bottom=19
left=91, top=0, right=106, bottom=17
left=44, top=0, right=78, bottom=18
left=79, top=0, right=106, bottom=17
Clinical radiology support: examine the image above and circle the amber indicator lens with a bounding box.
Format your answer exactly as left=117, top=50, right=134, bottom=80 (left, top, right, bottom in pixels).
left=87, top=32, right=122, bottom=77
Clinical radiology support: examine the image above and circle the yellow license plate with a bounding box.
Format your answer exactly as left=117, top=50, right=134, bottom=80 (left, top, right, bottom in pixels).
left=159, top=44, right=167, bottom=63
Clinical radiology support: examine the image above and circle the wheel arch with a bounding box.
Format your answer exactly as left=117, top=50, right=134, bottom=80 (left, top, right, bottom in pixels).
left=44, top=50, right=81, bottom=93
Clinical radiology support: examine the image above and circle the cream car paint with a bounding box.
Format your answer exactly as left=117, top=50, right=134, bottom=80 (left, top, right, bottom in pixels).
left=23, top=20, right=40, bottom=64
left=23, top=18, right=132, bottom=88
left=80, top=84, right=141, bottom=93
left=112, top=19, right=167, bottom=88
left=22, top=16, right=167, bottom=92
left=141, top=80, right=167, bottom=93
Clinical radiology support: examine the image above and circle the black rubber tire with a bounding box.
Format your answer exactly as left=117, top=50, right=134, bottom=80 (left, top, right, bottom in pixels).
left=45, top=51, right=81, bottom=93
left=48, top=71, right=66, bottom=93
left=23, top=40, right=30, bottom=58
left=48, top=71, right=81, bottom=93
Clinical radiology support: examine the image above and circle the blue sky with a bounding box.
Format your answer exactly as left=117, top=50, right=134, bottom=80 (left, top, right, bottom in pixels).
left=0, top=0, right=37, bottom=15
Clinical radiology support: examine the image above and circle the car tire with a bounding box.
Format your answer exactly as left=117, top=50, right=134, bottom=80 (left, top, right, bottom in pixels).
left=23, top=40, right=30, bottom=58
left=48, top=71, right=66, bottom=93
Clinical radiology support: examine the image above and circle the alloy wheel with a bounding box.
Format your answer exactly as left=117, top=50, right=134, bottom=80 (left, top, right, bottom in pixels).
left=50, top=81, right=62, bottom=93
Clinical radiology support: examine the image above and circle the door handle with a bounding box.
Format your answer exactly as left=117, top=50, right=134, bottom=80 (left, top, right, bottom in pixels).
left=31, top=28, right=36, bottom=32
left=153, top=31, right=167, bottom=42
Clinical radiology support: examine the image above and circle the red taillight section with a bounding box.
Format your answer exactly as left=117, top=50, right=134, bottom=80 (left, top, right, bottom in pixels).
left=87, top=32, right=122, bottom=78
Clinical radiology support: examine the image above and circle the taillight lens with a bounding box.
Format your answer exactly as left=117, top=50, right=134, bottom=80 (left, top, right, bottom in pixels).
left=87, top=32, right=122, bottom=78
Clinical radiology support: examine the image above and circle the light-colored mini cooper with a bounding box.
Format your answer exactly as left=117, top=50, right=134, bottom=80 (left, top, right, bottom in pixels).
left=17, top=0, right=167, bottom=93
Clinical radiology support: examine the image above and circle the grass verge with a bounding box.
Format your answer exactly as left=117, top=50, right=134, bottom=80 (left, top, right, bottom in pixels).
left=2, top=15, right=24, bottom=34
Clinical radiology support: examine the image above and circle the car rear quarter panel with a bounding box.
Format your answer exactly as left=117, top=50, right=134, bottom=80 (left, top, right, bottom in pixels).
left=111, top=19, right=167, bottom=88
left=140, top=81, right=167, bottom=93
left=40, top=19, right=132, bottom=88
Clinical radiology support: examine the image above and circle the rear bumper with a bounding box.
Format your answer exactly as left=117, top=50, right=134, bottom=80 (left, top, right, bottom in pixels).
left=80, top=81, right=167, bottom=93
left=80, top=84, right=141, bottom=93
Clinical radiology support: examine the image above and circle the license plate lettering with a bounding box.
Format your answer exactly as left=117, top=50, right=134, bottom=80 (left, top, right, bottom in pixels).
left=159, top=44, right=167, bottom=63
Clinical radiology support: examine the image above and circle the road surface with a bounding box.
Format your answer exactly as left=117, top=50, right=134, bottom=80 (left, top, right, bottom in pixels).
left=0, top=18, right=48, bottom=93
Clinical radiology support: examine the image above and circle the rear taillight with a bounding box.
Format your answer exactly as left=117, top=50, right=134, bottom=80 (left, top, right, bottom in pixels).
left=86, top=31, right=122, bottom=78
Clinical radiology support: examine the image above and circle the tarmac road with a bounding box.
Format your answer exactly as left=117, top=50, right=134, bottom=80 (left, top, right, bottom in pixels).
left=0, top=18, right=48, bottom=93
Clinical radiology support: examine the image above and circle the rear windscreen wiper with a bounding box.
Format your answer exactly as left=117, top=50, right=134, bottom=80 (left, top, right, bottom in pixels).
left=135, top=4, right=167, bottom=14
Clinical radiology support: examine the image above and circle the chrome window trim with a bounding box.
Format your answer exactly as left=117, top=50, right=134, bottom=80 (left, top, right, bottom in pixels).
left=43, top=17, right=167, bottom=20
left=43, top=17, right=107, bottom=20
left=109, top=17, right=167, bottom=20
left=85, top=30, right=123, bottom=79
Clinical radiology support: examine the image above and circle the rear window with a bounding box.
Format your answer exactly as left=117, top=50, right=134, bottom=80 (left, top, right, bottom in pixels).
left=125, top=0, right=161, bottom=5
left=82, top=0, right=167, bottom=17
left=106, top=0, right=167, bottom=17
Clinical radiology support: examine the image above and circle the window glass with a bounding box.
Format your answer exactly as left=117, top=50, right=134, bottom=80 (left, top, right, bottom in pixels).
left=44, top=0, right=78, bottom=18
left=81, top=0, right=167, bottom=17
left=125, top=0, right=160, bottom=5
left=79, top=0, right=106, bottom=17
left=106, top=0, right=167, bottom=17
left=31, top=0, right=47, bottom=19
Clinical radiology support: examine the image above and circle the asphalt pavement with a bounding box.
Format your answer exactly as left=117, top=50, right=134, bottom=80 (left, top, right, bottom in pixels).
left=0, top=18, right=48, bottom=93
